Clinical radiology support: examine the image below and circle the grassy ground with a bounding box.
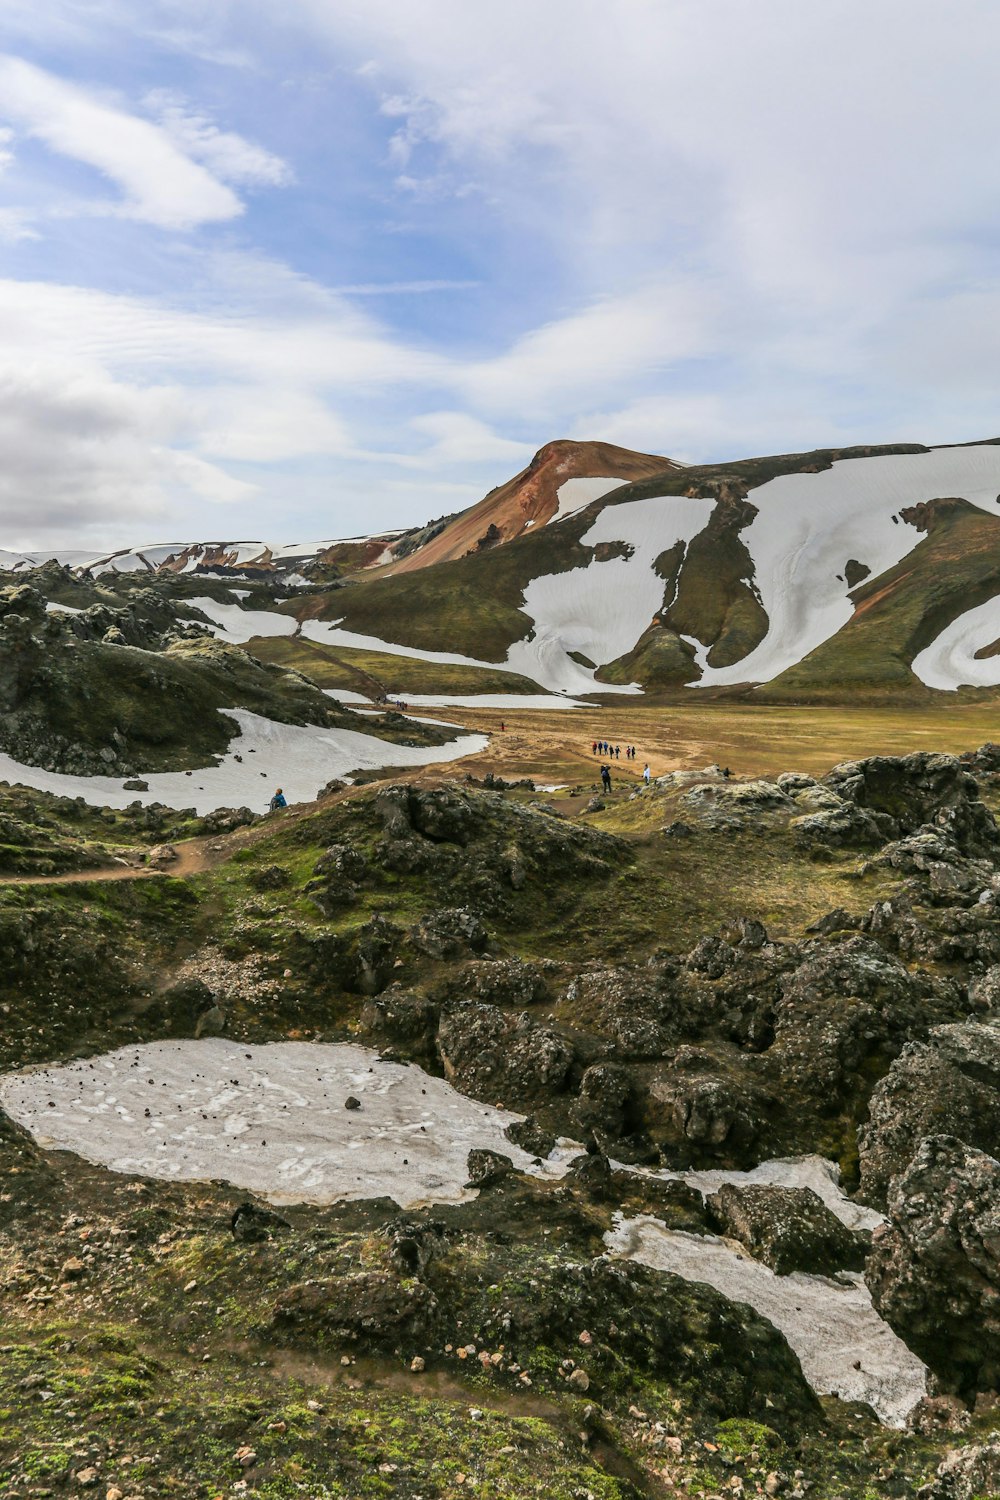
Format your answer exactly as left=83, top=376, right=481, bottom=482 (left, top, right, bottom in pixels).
left=394, top=700, right=1000, bottom=784
left=247, top=635, right=544, bottom=698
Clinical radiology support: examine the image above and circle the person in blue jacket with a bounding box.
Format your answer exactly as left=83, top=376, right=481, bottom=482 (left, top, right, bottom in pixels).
left=269, top=788, right=287, bottom=812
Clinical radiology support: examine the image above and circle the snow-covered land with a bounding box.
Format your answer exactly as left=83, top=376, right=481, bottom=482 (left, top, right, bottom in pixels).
left=911, top=594, right=1000, bottom=689
left=551, top=476, right=629, bottom=523
left=0, top=1040, right=576, bottom=1209
left=694, top=445, right=1000, bottom=686
left=0, top=708, right=486, bottom=815
left=178, top=595, right=298, bottom=643
left=607, top=1215, right=926, bottom=1426
left=300, top=618, right=511, bottom=672
left=506, top=494, right=715, bottom=693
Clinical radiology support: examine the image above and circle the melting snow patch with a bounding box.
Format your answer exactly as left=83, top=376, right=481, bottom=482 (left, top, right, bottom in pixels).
left=300, top=619, right=511, bottom=672
left=606, top=1216, right=926, bottom=1426
left=694, top=445, right=1000, bottom=687
left=45, top=601, right=84, bottom=616
left=384, top=693, right=586, bottom=710
left=0, top=708, right=486, bottom=815
left=178, top=596, right=298, bottom=643
left=506, top=494, right=715, bottom=693
left=0, top=1040, right=576, bottom=1209
left=911, top=593, right=1000, bottom=689
left=552, top=476, right=630, bottom=523
left=645, top=1153, right=883, bottom=1234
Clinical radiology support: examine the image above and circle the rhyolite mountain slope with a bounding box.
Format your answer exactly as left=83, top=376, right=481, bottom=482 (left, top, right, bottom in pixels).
left=12, top=435, right=1000, bottom=702
left=293, top=437, right=1000, bottom=699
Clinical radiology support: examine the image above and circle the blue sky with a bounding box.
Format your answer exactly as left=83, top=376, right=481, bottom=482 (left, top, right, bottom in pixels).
left=2, top=0, right=1000, bottom=549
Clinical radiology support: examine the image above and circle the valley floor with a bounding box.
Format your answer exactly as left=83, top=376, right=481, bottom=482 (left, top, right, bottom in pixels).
left=6, top=702, right=1000, bottom=1498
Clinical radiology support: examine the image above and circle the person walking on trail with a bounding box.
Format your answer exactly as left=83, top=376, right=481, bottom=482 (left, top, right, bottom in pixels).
left=500, top=721, right=505, bottom=733
left=643, top=763, right=651, bottom=786
left=601, top=764, right=612, bottom=792
left=614, top=744, right=621, bottom=759
left=269, top=788, right=287, bottom=812
left=592, top=740, right=598, bottom=755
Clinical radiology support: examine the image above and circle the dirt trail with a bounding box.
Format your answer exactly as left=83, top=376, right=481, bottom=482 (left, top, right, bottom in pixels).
left=0, top=837, right=217, bottom=888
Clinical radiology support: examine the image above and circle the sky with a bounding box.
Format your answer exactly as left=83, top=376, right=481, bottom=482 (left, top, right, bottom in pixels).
left=2, top=0, right=1000, bottom=551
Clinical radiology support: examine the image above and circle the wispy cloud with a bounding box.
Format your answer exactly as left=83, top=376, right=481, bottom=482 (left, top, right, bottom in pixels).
left=0, top=55, right=245, bottom=228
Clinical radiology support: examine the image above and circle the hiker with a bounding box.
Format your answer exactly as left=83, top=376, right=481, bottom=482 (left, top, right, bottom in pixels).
left=601, top=764, right=612, bottom=792
left=614, top=744, right=620, bottom=760
left=500, top=721, right=505, bottom=733
left=269, top=788, right=287, bottom=812
left=643, top=763, right=651, bottom=785
left=592, top=740, right=598, bottom=755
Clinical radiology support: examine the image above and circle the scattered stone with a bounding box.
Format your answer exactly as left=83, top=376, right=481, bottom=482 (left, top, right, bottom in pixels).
left=706, top=1183, right=869, bottom=1275
left=344, top=1095, right=361, bottom=1111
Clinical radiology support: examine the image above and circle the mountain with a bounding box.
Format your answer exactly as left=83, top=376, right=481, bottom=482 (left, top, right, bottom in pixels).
left=381, top=437, right=681, bottom=574
left=295, top=437, right=1000, bottom=699
left=2, top=440, right=675, bottom=587
left=11, top=435, right=1000, bottom=702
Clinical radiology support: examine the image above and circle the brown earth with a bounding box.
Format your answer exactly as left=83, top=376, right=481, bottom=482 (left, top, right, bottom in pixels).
left=384, top=439, right=681, bottom=575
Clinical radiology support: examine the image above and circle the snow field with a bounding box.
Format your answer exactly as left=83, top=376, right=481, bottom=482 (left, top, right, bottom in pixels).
left=178, top=595, right=298, bottom=643
left=694, top=445, right=1000, bottom=687
left=0, top=708, right=486, bottom=815
left=551, top=476, right=629, bottom=523
left=505, top=494, right=716, bottom=693
left=0, top=1039, right=578, bottom=1210
left=606, top=1216, right=926, bottom=1426
left=911, top=593, right=1000, bottom=689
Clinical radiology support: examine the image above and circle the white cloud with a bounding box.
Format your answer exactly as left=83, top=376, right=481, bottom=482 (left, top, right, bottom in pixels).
left=0, top=55, right=243, bottom=228
left=144, top=89, right=292, bottom=187
left=405, top=411, right=532, bottom=467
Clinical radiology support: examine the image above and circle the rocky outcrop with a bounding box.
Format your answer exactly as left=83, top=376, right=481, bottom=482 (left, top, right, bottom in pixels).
left=706, top=1183, right=868, bottom=1275
left=859, top=1020, right=1000, bottom=1207
left=437, top=1003, right=575, bottom=1107
left=866, top=1135, right=1000, bottom=1395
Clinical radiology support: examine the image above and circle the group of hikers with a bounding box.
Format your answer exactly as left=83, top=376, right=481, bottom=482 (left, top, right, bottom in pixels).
left=592, top=740, right=639, bottom=760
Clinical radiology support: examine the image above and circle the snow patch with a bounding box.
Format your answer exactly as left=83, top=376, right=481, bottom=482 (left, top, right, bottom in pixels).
left=505, top=495, right=715, bottom=693
left=911, top=594, right=1000, bottom=689
left=178, top=596, right=297, bottom=643
left=552, top=476, right=630, bottom=523
left=0, top=1039, right=577, bottom=1209
left=606, top=1216, right=926, bottom=1426
left=301, top=618, right=510, bottom=673
left=0, top=708, right=486, bottom=815
left=694, top=446, right=1000, bottom=687
left=45, top=601, right=84, bottom=616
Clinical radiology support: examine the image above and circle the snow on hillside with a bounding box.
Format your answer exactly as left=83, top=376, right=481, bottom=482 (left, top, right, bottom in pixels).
left=551, top=476, right=629, bottom=523
left=912, top=594, right=1000, bottom=689
left=695, top=446, right=1000, bottom=687
left=300, top=618, right=504, bottom=673
left=0, top=709, right=486, bottom=815
left=178, top=595, right=298, bottom=644
left=0, top=549, right=96, bottom=570
left=506, top=495, right=716, bottom=693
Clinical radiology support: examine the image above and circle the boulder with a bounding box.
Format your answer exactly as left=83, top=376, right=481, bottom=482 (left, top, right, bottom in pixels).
left=465, top=1148, right=515, bottom=1188
left=504, top=1115, right=557, bottom=1159
left=410, top=907, right=489, bottom=961
left=706, top=1183, right=868, bottom=1275
left=866, top=1134, right=1000, bottom=1395
left=858, top=1020, right=1000, bottom=1207
left=572, top=1063, right=635, bottom=1142
left=437, top=1003, right=575, bottom=1107
left=358, top=987, right=439, bottom=1059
